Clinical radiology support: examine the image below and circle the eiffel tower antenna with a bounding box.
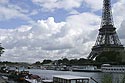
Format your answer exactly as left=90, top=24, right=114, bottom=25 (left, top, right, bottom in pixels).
left=88, top=0, right=124, bottom=60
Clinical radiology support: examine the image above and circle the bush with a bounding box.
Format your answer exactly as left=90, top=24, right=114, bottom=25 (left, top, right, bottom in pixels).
left=101, top=74, right=112, bottom=83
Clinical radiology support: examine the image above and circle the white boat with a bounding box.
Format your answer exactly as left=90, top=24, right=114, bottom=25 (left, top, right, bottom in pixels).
left=71, top=66, right=101, bottom=72
left=101, top=64, right=125, bottom=73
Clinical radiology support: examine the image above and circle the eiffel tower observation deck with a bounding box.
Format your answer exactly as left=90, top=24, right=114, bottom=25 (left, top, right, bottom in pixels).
left=88, top=0, right=124, bottom=60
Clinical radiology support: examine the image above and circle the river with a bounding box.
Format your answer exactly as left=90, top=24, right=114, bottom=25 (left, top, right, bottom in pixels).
left=27, top=69, right=125, bottom=82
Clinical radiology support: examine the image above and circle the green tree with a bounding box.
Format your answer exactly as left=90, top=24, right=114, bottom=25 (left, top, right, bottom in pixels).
left=62, top=58, right=69, bottom=65
left=57, top=59, right=63, bottom=65
left=101, top=74, right=113, bottom=83
left=96, top=51, right=121, bottom=63
left=34, top=61, right=41, bottom=65
left=121, top=74, right=125, bottom=83
left=69, top=59, right=78, bottom=65
left=77, top=58, right=87, bottom=65
left=41, top=59, right=52, bottom=64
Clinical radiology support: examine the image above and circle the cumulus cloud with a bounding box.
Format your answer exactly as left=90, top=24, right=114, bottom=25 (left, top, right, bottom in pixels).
left=0, top=12, right=100, bottom=62
left=83, top=0, right=103, bottom=11
left=113, top=0, right=125, bottom=28
left=0, top=17, right=67, bottom=62
left=112, top=0, right=125, bottom=45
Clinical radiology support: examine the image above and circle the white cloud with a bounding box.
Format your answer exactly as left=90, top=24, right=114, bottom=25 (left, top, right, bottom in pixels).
left=112, top=0, right=125, bottom=45
left=0, top=6, right=28, bottom=20
left=66, top=12, right=100, bottom=36
left=0, top=17, right=67, bottom=62
left=32, top=0, right=84, bottom=11
left=0, top=12, right=100, bottom=62
left=68, top=10, right=80, bottom=15
left=0, top=1, right=34, bottom=22
left=0, top=0, right=9, bottom=4
left=30, top=10, right=38, bottom=16
left=83, top=0, right=103, bottom=11
left=113, top=0, right=125, bottom=28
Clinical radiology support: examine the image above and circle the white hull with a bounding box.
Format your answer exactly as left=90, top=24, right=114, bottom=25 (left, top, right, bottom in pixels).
left=101, top=65, right=125, bottom=73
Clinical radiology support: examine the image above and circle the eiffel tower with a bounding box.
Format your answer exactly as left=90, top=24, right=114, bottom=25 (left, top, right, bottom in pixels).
left=88, top=0, right=124, bottom=60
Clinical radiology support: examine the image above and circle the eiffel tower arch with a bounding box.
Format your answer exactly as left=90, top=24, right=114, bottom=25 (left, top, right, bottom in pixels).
left=88, top=0, right=124, bottom=61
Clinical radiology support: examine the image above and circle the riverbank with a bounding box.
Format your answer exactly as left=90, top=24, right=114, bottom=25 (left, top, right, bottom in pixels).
left=28, top=69, right=125, bottom=82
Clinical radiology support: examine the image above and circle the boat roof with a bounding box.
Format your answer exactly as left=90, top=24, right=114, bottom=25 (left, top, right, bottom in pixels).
left=53, top=75, right=90, bottom=80
left=42, top=80, right=53, bottom=82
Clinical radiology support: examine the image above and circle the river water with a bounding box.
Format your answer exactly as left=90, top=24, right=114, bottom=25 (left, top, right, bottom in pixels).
left=27, top=69, right=125, bottom=83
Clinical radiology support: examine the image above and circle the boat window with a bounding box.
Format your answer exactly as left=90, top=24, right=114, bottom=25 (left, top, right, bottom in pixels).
left=76, top=79, right=89, bottom=83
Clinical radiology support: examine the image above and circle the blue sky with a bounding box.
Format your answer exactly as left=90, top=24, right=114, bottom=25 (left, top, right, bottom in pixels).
left=0, top=0, right=118, bottom=29
left=0, top=0, right=101, bottom=29
left=0, top=0, right=125, bottom=63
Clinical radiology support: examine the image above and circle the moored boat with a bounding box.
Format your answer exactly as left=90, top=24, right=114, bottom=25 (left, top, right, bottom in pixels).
left=53, top=75, right=90, bottom=83
left=101, top=64, right=125, bottom=73
left=71, top=66, right=101, bottom=72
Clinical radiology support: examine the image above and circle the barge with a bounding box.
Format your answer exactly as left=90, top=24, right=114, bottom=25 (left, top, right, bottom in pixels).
left=101, top=64, right=125, bottom=73
left=71, top=66, right=101, bottom=72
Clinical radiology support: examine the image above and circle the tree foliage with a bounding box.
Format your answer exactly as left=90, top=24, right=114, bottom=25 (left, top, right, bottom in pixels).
left=96, top=51, right=122, bottom=63
left=101, top=74, right=113, bottom=83
left=41, top=59, right=52, bottom=64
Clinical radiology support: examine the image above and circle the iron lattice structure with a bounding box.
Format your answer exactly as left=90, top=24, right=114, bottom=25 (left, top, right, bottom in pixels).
left=88, top=0, right=124, bottom=60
